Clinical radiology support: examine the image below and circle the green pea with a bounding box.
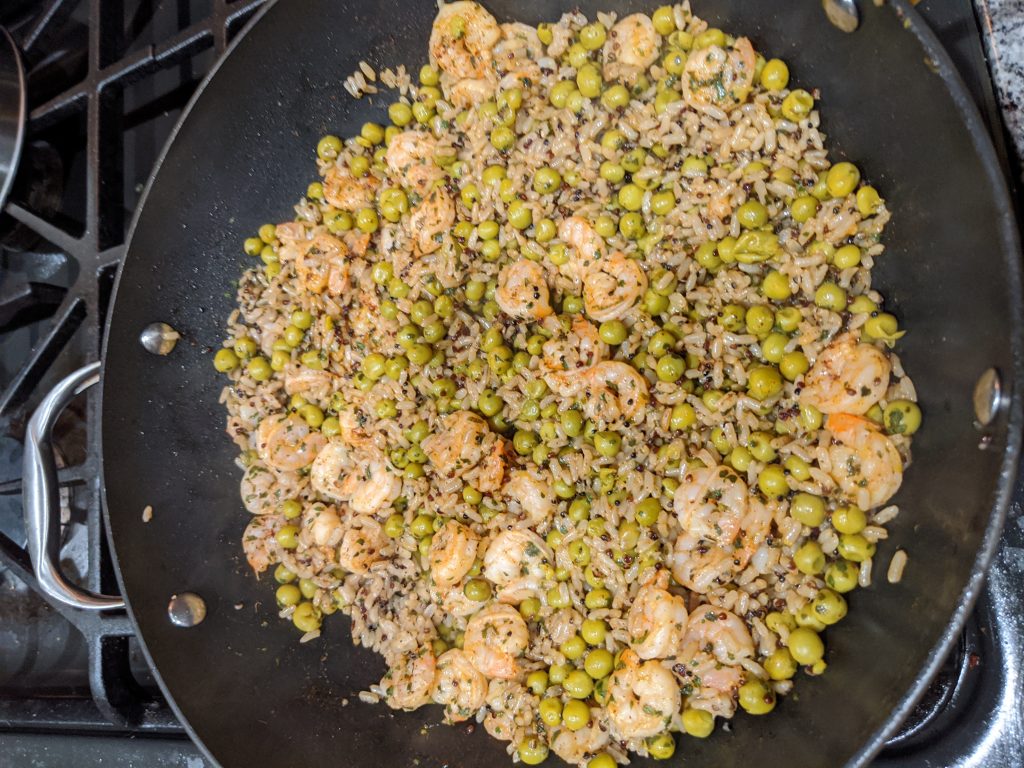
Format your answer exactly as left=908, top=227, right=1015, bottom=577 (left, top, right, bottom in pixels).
left=585, top=588, right=612, bottom=610
left=276, top=583, right=301, bottom=607
left=765, top=647, right=798, bottom=681
left=549, top=79, right=576, bottom=108
left=490, top=125, right=515, bottom=151
left=682, top=708, right=714, bottom=738
left=825, top=560, right=860, bottom=593
left=533, top=166, right=562, bottom=195
left=274, top=563, right=296, bottom=584
left=563, top=669, right=594, bottom=699
left=601, top=84, right=630, bottom=110
left=857, top=185, right=884, bottom=216
left=787, top=627, right=825, bottom=665
left=827, top=162, right=861, bottom=197
left=507, top=200, right=533, bottom=230
left=355, top=207, right=379, bottom=233
left=758, top=464, right=788, bottom=498
left=512, top=429, right=538, bottom=456
left=761, top=332, right=788, bottom=364
left=812, top=588, right=848, bottom=625
left=316, top=134, right=342, bottom=160
left=595, top=430, right=622, bottom=457
left=884, top=400, right=922, bottom=436
left=568, top=497, right=591, bottom=522
left=669, top=401, right=697, bottom=431
left=463, top=578, right=492, bottom=602
left=567, top=42, right=589, bottom=68
left=618, top=183, right=644, bottom=212
left=600, top=129, right=626, bottom=152
left=790, top=492, right=826, bottom=527
left=737, top=199, right=768, bottom=229
left=518, top=739, right=549, bottom=766
left=760, top=58, right=790, bottom=90
left=574, top=64, right=602, bottom=99
left=246, top=356, right=271, bottom=381
left=214, top=348, right=239, bottom=372
left=694, top=27, right=726, bottom=49
left=652, top=5, right=677, bottom=34
left=739, top=678, right=776, bottom=715
left=815, top=282, right=848, bottom=311
left=781, top=89, right=815, bottom=122
left=579, top=21, right=606, bottom=50
left=747, top=365, right=784, bottom=400
left=539, top=697, right=563, bottom=727
left=291, top=602, right=322, bottom=633
left=794, top=540, right=825, bottom=575
left=276, top=524, right=300, bottom=549
left=568, top=540, right=591, bottom=567
left=389, top=101, right=413, bottom=126
left=780, top=351, right=809, bottom=381
left=656, top=355, right=685, bottom=383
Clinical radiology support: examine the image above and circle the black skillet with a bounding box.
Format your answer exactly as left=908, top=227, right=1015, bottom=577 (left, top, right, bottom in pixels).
left=69, top=0, right=1024, bottom=765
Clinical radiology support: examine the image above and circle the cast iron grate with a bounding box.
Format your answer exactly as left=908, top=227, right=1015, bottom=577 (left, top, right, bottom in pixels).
left=0, top=0, right=264, bottom=734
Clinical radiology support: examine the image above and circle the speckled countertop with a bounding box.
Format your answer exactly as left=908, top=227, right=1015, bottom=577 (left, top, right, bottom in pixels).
left=975, top=0, right=1024, bottom=168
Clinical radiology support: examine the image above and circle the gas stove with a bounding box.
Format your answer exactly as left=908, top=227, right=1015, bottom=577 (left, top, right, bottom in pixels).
left=0, top=1, right=1021, bottom=766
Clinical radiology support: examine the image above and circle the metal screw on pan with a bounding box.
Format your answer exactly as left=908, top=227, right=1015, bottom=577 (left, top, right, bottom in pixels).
left=168, top=592, right=207, bottom=627
left=139, top=322, right=180, bottom=355
left=973, top=367, right=1007, bottom=428
left=823, top=0, right=860, bottom=32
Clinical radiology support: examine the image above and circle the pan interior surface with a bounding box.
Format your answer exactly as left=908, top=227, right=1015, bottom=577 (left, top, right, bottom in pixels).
left=101, top=1, right=1021, bottom=767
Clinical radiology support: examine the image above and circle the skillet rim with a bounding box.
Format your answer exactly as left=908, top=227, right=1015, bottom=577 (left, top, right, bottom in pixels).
left=98, top=1, right=1024, bottom=766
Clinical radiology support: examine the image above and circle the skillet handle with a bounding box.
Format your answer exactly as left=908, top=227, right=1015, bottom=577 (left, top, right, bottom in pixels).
left=23, top=361, right=125, bottom=611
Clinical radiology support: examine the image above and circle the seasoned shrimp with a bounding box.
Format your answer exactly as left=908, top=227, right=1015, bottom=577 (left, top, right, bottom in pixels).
left=602, top=14, right=661, bottom=85
left=335, top=407, right=374, bottom=448
left=502, top=470, right=555, bottom=525
left=495, top=259, right=553, bottom=320
left=307, top=503, right=343, bottom=547
left=605, top=649, right=681, bottom=740
left=242, top=514, right=277, bottom=574
left=483, top=679, right=535, bottom=743
left=337, top=514, right=388, bottom=574
left=434, top=580, right=482, bottom=618
left=583, top=252, right=648, bottom=321
left=579, top=361, right=650, bottom=424
left=463, top=603, right=529, bottom=679
left=429, top=1, right=501, bottom=80
left=310, top=440, right=402, bottom=514
left=669, top=496, right=772, bottom=594
left=322, top=165, right=380, bottom=211
left=551, top=714, right=611, bottom=764
left=493, top=23, right=544, bottom=86
left=240, top=463, right=282, bottom=515
left=423, top=411, right=504, bottom=488
left=541, top=317, right=608, bottom=395
left=676, top=607, right=754, bottom=717
left=446, top=77, right=495, bottom=108
left=682, top=37, right=757, bottom=109
left=256, top=413, right=326, bottom=472
left=409, top=186, right=456, bottom=255
left=482, top=528, right=552, bottom=604
left=800, top=332, right=891, bottom=415
left=295, top=232, right=350, bottom=295
left=429, top=520, right=481, bottom=589
left=383, top=646, right=436, bottom=711
left=558, top=215, right=606, bottom=281
left=627, top=569, right=689, bottom=660
left=825, top=413, right=903, bottom=509
left=432, top=648, right=488, bottom=723
left=283, top=365, right=336, bottom=404
left=673, top=464, right=749, bottom=546
left=385, top=131, right=446, bottom=196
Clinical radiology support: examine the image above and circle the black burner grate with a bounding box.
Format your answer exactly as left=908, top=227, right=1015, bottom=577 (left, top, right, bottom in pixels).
left=0, top=0, right=264, bottom=736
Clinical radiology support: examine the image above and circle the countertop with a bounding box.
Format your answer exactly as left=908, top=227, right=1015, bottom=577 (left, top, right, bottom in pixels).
left=975, top=0, right=1024, bottom=175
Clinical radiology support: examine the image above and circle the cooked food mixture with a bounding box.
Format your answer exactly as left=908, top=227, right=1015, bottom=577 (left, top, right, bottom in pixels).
left=214, top=2, right=921, bottom=764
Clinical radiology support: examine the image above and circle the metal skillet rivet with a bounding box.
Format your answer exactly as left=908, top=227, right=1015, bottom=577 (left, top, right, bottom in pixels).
left=822, top=0, right=860, bottom=33
left=139, top=322, right=180, bottom=355
left=168, top=592, right=207, bottom=627
left=973, top=368, right=1005, bottom=428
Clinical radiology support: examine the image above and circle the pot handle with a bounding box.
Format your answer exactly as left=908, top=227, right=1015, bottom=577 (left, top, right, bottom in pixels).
left=23, top=361, right=125, bottom=611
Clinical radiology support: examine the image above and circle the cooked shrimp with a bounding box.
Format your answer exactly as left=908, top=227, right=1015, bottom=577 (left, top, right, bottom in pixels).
left=434, top=580, right=481, bottom=618
left=310, top=440, right=402, bottom=514
left=799, top=332, right=891, bottom=415
left=627, top=569, right=689, bottom=660
left=423, top=411, right=502, bottom=484
left=432, top=648, right=488, bottom=723
left=602, top=14, right=661, bottom=85
left=502, top=470, right=555, bottom=525
left=682, top=38, right=757, bottom=109
left=673, top=464, right=749, bottom=547
left=605, top=649, right=681, bottom=740
left=429, top=1, right=501, bottom=80
left=283, top=366, right=336, bottom=404
left=483, top=678, right=535, bottom=743
left=242, top=514, right=277, bottom=574
left=322, top=165, right=380, bottom=211
left=471, top=436, right=508, bottom=493
left=337, top=514, right=388, bottom=574
left=579, top=361, right=650, bottom=424
left=493, top=23, right=544, bottom=86
left=482, top=528, right=552, bottom=604
left=385, top=131, right=446, bottom=196
left=335, top=407, right=374, bottom=448
left=409, top=185, right=456, bottom=255
left=446, top=77, right=495, bottom=108
left=551, top=714, right=611, bottom=764
left=255, top=413, right=326, bottom=472
left=429, top=520, right=481, bottom=589
left=307, top=502, right=343, bottom=547
left=676, top=607, right=754, bottom=717
left=583, top=252, right=648, bottom=322
left=463, top=603, right=529, bottom=679
left=295, top=232, right=350, bottom=295
left=558, top=215, right=606, bottom=281
left=383, top=646, right=436, bottom=711
left=541, top=317, right=608, bottom=395
left=495, top=259, right=553, bottom=320
left=825, top=413, right=903, bottom=509
left=240, top=463, right=282, bottom=515
left=669, top=496, right=772, bottom=594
